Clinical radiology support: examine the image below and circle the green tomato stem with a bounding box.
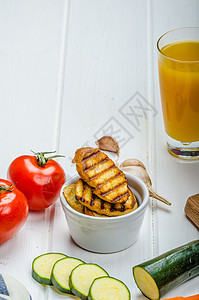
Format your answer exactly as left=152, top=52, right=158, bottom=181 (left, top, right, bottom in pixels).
left=30, top=150, right=65, bottom=167
left=0, top=183, right=16, bottom=193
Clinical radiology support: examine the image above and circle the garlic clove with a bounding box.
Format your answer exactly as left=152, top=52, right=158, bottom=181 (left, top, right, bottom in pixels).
left=120, top=159, right=171, bottom=206
left=120, top=158, right=146, bottom=170
left=120, top=166, right=152, bottom=188
left=95, top=136, right=120, bottom=157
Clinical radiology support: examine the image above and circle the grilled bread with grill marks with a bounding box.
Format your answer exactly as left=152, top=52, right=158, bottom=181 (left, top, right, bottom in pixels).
left=63, top=184, right=84, bottom=214
left=84, top=207, right=108, bottom=217
left=72, top=147, right=129, bottom=203
left=75, top=179, right=138, bottom=217
left=63, top=183, right=108, bottom=217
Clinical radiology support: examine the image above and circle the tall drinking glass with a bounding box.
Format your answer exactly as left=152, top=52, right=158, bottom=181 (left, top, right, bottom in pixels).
left=157, top=27, right=199, bottom=159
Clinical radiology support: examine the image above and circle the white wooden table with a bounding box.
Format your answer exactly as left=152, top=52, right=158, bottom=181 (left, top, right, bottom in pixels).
left=0, top=0, right=198, bottom=299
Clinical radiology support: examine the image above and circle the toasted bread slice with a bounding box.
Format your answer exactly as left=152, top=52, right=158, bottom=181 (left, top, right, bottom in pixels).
left=75, top=179, right=138, bottom=217
left=63, top=184, right=84, bottom=213
left=84, top=207, right=108, bottom=218
left=73, top=147, right=129, bottom=203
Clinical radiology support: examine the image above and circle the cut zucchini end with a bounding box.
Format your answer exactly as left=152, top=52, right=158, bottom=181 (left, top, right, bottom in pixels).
left=133, top=266, right=159, bottom=300
left=88, top=276, right=131, bottom=300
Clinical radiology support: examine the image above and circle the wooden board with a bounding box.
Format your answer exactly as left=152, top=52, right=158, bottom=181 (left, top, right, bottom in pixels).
left=185, top=194, right=199, bottom=228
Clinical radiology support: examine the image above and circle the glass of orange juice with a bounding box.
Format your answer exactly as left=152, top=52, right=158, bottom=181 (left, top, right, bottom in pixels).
left=157, top=27, right=199, bottom=159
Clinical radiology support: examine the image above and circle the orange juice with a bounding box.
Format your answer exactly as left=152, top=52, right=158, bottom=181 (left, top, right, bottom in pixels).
left=158, top=41, right=199, bottom=142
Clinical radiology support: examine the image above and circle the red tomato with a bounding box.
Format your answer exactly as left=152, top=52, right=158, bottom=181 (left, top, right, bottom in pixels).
left=7, top=151, right=66, bottom=211
left=0, top=179, right=29, bottom=244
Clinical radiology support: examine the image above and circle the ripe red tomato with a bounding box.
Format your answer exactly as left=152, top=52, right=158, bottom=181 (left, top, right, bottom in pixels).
left=7, top=151, right=66, bottom=211
left=0, top=179, right=29, bottom=244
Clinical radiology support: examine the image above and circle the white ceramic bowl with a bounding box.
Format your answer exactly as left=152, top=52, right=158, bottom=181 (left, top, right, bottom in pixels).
left=60, top=172, right=149, bottom=253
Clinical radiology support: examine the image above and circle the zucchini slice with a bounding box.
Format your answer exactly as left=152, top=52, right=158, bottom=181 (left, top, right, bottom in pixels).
left=51, top=257, right=85, bottom=294
left=32, top=252, right=66, bottom=285
left=69, top=263, right=109, bottom=300
left=88, top=276, right=131, bottom=300
left=133, top=240, right=199, bottom=300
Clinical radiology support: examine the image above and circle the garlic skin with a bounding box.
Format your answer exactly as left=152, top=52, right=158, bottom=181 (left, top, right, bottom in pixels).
left=120, top=159, right=171, bottom=206
left=96, top=136, right=120, bottom=157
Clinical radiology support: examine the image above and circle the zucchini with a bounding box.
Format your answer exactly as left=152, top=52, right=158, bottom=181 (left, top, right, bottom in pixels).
left=69, top=263, right=109, bottom=300
left=51, top=257, right=85, bottom=294
left=88, top=276, right=131, bottom=300
left=32, top=252, right=66, bottom=285
left=133, top=240, right=199, bottom=300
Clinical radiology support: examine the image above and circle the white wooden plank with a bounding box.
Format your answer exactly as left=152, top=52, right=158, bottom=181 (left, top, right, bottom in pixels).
left=58, top=0, right=154, bottom=299
left=151, top=0, right=199, bottom=296
left=0, top=0, right=68, bottom=175
left=0, top=1, right=68, bottom=299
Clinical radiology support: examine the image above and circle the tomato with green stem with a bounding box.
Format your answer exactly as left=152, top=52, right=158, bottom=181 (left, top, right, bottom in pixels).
left=0, top=179, right=29, bottom=244
left=7, top=151, right=66, bottom=211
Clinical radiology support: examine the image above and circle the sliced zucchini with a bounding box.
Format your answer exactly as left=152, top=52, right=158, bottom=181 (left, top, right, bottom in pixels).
left=88, top=276, right=131, bottom=300
left=32, top=252, right=66, bottom=285
left=133, top=240, right=199, bottom=300
left=69, top=263, right=109, bottom=300
left=51, top=257, right=85, bottom=294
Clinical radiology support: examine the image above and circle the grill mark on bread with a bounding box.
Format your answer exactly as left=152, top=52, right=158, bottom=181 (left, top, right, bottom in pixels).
left=84, top=158, right=109, bottom=172
left=63, top=184, right=85, bottom=213
left=84, top=207, right=108, bottom=218
left=82, top=151, right=108, bottom=170
left=81, top=150, right=100, bottom=163
left=101, top=200, right=105, bottom=210
left=120, top=203, right=125, bottom=212
left=75, top=195, right=81, bottom=201
left=90, top=198, right=94, bottom=206
left=111, top=191, right=130, bottom=203
left=99, top=181, right=127, bottom=197
left=101, top=182, right=129, bottom=202
left=90, top=165, right=116, bottom=180
left=110, top=203, right=115, bottom=212
left=91, top=171, right=123, bottom=194
left=75, top=178, right=86, bottom=202
left=97, top=173, right=121, bottom=188
left=82, top=152, right=100, bottom=169
left=96, top=176, right=127, bottom=201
